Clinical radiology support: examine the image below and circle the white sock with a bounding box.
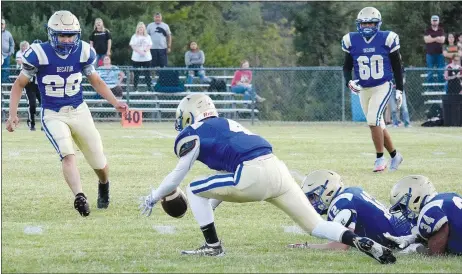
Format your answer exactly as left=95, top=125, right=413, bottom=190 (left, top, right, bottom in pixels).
left=210, top=199, right=222, bottom=210
left=311, top=220, right=348, bottom=242
left=186, top=185, right=214, bottom=227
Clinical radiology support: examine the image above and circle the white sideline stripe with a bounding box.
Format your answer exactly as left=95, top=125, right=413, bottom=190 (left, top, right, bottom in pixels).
left=283, top=225, right=306, bottom=235
left=149, top=130, right=176, bottom=139
left=24, top=225, right=43, bottom=235
left=432, top=151, right=446, bottom=155
left=153, top=225, right=176, bottom=234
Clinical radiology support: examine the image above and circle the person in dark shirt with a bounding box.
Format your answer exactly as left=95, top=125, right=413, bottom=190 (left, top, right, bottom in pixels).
left=89, top=18, right=112, bottom=68
left=423, top=15, right=445, bottom=88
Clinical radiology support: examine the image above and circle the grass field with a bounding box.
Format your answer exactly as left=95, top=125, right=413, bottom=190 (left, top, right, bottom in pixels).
left=2, top=121, right=462, bottom=273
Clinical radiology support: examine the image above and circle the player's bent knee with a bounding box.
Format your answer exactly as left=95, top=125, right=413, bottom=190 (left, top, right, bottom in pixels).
left=88, top=156, right=107, bottom=170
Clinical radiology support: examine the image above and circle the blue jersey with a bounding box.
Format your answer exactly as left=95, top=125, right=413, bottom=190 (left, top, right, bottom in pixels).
left=22, top=41, right=96, bottom=112
left=341, top=31, right=400, bottom=88
left=174, top=117, right=272, bottom=173
left=327, top=187, right=412, bottom=248
left=417, top=192, right=462, bottom=255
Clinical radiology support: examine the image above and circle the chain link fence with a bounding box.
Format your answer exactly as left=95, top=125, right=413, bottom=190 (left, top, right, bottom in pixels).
left=1, top=67, right=453, bottom=124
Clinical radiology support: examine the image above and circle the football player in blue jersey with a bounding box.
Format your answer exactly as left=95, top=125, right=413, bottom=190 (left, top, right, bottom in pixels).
left=342, top=7, right=404, bottom=172
left=139, top=94, right=396, bottom=264
left=6, top=11, right=128, bottom=217
left=385, top=175, right=462, bottom=255
left=287, top=170, right=412, bottom=250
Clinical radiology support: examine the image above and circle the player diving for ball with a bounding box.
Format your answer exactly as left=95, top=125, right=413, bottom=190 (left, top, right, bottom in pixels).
left=6, top=10, right=128, bottom=216
left=288, top=170, right=414, bottom=251
left=384, top=175, right=462, bottom=255
left=139, top=93, right=397, bottom=264
left=343, top=7, right=404, bottom=172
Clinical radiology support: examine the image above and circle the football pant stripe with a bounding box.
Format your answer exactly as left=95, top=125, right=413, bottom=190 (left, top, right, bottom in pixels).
left=190, top=164, right=244, bottom=194
left=375, top=82, right=393, bottom=126
left=41, top=110, right=64, bottom=160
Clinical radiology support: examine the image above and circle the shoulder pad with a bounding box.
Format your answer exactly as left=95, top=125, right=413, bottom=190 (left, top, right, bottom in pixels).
left=80, top=41, right=96, bottom=64
left=385, top=31, right=400, bottom=53
left=27, top=44, right=49, bottom=66
left=341, top=33, right=352, bottom=53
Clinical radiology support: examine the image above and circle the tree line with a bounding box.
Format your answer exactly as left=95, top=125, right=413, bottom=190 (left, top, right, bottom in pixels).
left=2, top=1, right=461, bottom=67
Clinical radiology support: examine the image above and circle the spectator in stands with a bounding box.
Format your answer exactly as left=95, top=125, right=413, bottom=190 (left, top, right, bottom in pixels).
left=424, top=15, right=445, bottom=89
left=443, top=33, right=460, bottom=64
left=444, top=55, right=462, bottom=95
left=15, top=41, right=29, bottom=69
left=97, top=55, right=125, bottom=99
left=458, top=33, right=462, bottom=65
left=130, top=22, right=153, bottom=92
left=231, top=60, right=265, bottom=103
left=147, top=12, right=171, bottom=68
left=389, top=81, right=411, bottom=128
left=24, top=39, right=42, bottom=131
left=90, top=18, right=112, bottom=68
left=2, top=19, right=15, bottom=83
left=185, top=41, right=209, bottom=84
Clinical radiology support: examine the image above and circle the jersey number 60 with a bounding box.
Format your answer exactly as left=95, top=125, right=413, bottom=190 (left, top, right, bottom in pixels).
left=357, top=55, right=384, bottom=81
left=42, top=72, right=82, bottom=97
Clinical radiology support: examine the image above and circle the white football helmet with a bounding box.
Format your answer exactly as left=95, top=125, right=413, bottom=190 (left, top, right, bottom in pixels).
left=301, top=170, right=344, bottom=215
left=47, top=10, right=81, bottom=55
left=356, top=7, right=382, bottom=38
left=389, top=175, right=437, bottom=223
left=175, top=94, right=218, bottom=131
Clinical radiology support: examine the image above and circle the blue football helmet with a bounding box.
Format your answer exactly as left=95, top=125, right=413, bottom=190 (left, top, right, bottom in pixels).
left=47, top=10, right=81, bottom=55
left=356, top=7, right=382, bottom=39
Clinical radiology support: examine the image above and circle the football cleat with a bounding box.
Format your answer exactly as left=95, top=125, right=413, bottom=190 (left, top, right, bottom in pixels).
left=373, top=157, right=387, bottom=172
left=389, top=152, right=403, bottom=172
left=353, top=237, right=396, bottom=264
left=181, top=242, right=225, bottom=256
left=97, top=181, right=110, bottom=209
left=74, top=193, right=90, bottom=217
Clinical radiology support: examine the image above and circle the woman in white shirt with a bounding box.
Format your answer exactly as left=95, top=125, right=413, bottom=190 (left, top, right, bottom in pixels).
left=15, top=41, right=29, bottom=69
left=129, top=22, right=153, bottom=91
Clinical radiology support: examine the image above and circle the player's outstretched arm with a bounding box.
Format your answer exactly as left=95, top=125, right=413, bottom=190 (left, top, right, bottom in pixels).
left=6, top=74, right=30, bottom=132
left=87, top=72, right=127, bottom=112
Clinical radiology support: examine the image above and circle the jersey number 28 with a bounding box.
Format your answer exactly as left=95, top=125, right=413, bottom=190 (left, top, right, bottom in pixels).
left=357, top=55, right=384, bottom=81
left=42, top=72, right=82, bottom=97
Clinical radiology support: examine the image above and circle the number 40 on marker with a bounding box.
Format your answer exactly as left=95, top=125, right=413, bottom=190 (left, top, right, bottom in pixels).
left=121, top=110, right=143, bottom=128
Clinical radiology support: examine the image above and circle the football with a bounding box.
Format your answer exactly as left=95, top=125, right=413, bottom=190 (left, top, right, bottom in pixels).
left=161, top=187, right=188, bottom=218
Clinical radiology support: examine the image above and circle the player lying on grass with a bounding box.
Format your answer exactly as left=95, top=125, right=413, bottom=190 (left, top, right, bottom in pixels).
left=139, top=93, right=396, bottom=264
left=385, top=175, right=462, bottom=256
left=288, top=170, right=414, bottom=251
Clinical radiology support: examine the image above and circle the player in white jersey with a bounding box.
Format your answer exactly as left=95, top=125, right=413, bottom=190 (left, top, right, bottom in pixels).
left=342, top=7, right=404, bottom=172
left=6, top=10, right=128, bottom=217
left=138, top=93, right=396, bottom=264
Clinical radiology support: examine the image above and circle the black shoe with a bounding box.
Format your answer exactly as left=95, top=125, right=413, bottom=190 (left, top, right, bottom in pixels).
left=353, top=237, right=396, bottom=264
left=97, top=181, right=110, bottom=209
left=74, top=193, right=90, bottom=217
left=181, top=242, right=225, bottom=256
left=30, top=125, right=36, bottom=131
left=41, top=127, right=44, bottom=131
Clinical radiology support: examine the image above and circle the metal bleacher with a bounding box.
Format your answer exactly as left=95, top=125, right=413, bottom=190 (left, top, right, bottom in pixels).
left=419, top=72, right=446, bottom=105
left=1, top=71, right=259, bottom=122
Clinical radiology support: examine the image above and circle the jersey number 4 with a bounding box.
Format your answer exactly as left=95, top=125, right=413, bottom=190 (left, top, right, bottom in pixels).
left=42, top=72, right=82, bottom=97
left=357, top=55, right=384, bottom=80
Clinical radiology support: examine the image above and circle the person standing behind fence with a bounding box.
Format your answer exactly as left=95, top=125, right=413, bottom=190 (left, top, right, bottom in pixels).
left=147, top=12, right=171, bottom=68
left=231, top=60, right=265, bottom=103
left=389, top=74, right=411, bottom=128
left=130, top=22, right=153, bottom=92
left=444, top=55, right=462, bottom=95
left=2, top=19, right=15, bottom=83
left=97, top=55, right=125, bottom=99
left=185, top=41, right=208, bottom=84
left=443, top=33, right=460, bottom=64
left=424, top=15, right=445, bottom=89
left=89, top=18, right=112, bottom=68
left=15, top=41, right=29, bottom=69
